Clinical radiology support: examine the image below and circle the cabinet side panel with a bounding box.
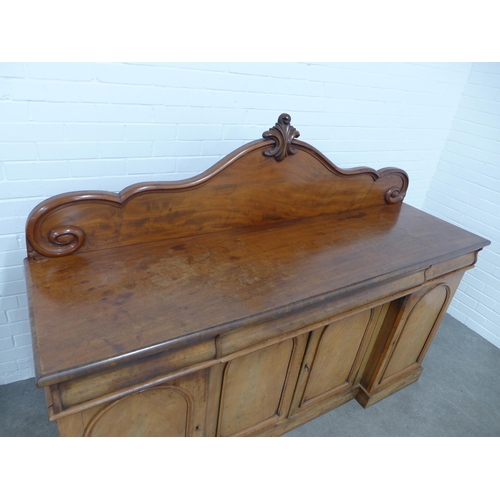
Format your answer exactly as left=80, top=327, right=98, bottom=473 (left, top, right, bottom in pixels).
left=381, top=285, right=448, bottom=381
left=217, top=339, right=294, bottom=437
left=357, top=271, right=465, bottom=408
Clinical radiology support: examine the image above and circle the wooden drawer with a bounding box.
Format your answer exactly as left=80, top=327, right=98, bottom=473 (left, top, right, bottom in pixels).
left=424, top=251, right=477, bottom=280
left=57, top=338, right=216, bottom=410
left=218, top=268, right=427, bottom=357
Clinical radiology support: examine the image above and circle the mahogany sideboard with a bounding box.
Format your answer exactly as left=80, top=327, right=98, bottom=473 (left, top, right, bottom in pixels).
left=25, top=114, right=490, bottom=437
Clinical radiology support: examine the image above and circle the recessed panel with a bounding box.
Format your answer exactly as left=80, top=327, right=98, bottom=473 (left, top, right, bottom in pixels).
left=382, top=285, right=448, bottom=380
left=218, top=339, right=294, bottom=436
left=303, top=310, right=372, bottom=403
left=85, top=387, right=189, bottom=437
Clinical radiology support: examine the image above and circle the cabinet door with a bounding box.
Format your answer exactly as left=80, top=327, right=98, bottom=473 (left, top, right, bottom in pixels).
left=77, top=370, right=208, bottom=437
left=289, top=308, right=378, bottom=415
left=357, top=271, right=464, bottom=407
left=216, top=335, right=307, bottom=437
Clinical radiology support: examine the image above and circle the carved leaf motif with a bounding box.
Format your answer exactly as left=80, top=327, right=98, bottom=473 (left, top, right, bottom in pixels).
left=262, top=113, right=300, bottom=161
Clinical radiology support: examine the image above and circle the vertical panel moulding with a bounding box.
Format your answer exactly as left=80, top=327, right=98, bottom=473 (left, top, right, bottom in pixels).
left=44, top=386, right=53, bottom=409
left=359, top=297, right=406, bottom=393
left=280, top=332, right=311, bottom=418
left=287, top=327, right=325, bottom=417
left=352, top=303, right=391, bottom=386
left=50, top=384, right=63, bottom=414
left=205, top=363, right=225, bottom=437
left=204, top=334, right=225, bottom=436
left=275, top=336, right=306, bottom=420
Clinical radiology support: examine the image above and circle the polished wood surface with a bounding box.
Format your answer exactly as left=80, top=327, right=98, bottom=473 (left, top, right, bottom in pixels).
left=25, top=114, right=408, bottom=260
left=25, top=203, right=488, bottom=387
left=24, top=113, right=490, bottom=437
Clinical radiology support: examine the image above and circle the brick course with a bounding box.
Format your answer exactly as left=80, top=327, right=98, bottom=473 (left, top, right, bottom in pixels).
left=422, top=62, right=500, bottom=349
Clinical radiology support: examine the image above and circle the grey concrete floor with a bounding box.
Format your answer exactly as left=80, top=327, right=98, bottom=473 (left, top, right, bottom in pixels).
left=1, top=314, right=499, bottom=437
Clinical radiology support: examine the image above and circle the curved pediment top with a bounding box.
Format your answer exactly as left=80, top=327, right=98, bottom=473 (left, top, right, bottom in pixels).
left=26, top=113, right=409, bottom=260
left=260, top=113, right=408, bottom=204
left=291, top=138, right=409, bottom=205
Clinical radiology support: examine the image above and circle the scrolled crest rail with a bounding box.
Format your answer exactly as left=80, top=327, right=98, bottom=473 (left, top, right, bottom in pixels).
left=25, top=113, right=409, bottom=260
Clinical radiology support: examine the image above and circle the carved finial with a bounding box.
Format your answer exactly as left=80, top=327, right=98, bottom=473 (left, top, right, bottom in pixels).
left=262, top=113, right=300, bottom=162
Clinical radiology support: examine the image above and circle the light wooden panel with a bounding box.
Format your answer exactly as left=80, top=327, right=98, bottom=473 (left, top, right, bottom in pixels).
left=382, top=285, right=448, bottom=380
left=302, top=309, right=372, bottom=402
left=217, top=339, right=294, bottom=437
left=84, top=387, right=189, bottom=437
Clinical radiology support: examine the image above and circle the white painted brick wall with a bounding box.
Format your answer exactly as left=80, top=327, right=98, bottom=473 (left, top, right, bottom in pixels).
left=423, top=62, right=500, bottom=349
left=0, top=61, right=481, bottom=384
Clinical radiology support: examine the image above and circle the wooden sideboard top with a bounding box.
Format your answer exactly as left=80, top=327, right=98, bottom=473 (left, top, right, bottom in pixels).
left=24, top=114, right=490, bottom=387
left=25, top=203, right=489, bottom=386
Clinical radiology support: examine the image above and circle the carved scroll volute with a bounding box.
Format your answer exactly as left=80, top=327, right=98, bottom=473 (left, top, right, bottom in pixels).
left=262, top=113, right=300, bottom=161
left=26, top=192, right=120, bottom=260
left=27, top=222, right=87, bottom=260
left=381, top=169, right=409, bottom=205
left=385, top=186, right=406, bottom=204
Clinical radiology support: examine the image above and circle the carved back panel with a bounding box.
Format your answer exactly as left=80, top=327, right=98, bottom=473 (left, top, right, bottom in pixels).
left=26, top=114, right=409, bottom=260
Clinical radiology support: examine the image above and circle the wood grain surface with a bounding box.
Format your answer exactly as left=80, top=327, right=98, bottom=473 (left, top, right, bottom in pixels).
left=25, top=202, right=489, bottom=387
left=26, top=115, right=408, bottom=260
left=24, top=113, right=490, bottom=436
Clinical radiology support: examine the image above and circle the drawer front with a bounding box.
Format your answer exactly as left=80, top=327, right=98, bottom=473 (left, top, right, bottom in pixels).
left=58, top=339, right=216, bottom=409
left=218, top=269, right=427, bottom=357
left=425, top=252, right=477, bottom=281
